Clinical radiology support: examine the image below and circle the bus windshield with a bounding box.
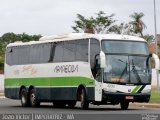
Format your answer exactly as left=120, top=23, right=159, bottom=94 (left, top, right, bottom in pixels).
left=102, top=40, right=151, bottom=85
left=102, top=40, right=148, bottom=55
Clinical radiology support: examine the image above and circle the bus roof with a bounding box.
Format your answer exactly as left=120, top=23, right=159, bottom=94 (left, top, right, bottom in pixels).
left=7, top=33, right=146, bottom=47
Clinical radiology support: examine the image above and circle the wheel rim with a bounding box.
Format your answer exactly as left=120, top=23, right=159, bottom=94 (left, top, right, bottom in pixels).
left=21, top=94, right=26, bottom=104
left=80, top=90, right=84, bottom=105
left=31, top=93, right=36, bottom=105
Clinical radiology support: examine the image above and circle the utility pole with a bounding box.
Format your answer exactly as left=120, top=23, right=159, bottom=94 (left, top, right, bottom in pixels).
left=153, top=0, right=159, bottom=92
left=154, top=0, right=157, bottom=55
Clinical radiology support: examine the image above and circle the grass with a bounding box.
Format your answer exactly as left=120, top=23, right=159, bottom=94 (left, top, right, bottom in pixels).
left=149, top=90, right=160, bottom=103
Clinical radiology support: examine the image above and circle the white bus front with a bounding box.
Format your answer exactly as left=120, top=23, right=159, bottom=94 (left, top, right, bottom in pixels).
left=99, top=40, right=152, bottom=109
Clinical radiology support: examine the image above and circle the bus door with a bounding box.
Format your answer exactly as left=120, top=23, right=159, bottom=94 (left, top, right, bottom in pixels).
left=95, top=69, right=103, bottom=101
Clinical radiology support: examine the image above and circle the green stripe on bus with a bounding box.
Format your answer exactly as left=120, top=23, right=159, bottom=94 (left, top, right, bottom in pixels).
left=131, top=85, right=141, bottom=93
left=5, top=76, right=95, bottom=87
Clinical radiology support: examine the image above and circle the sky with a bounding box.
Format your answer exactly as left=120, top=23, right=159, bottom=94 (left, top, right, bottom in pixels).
left=0, top=0, right=159, bottom=36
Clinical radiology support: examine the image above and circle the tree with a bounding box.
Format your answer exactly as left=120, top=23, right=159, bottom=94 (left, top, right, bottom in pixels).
left=19, top=33, right=41, bottom=42
left=72, top=14, right=95, bottom=33
left=109, top=23, right=133, bottom=35
left=0, top=32, right=21, bottom=49
left=72, top=11, right=116, bottom=34
left=92, top=11, right=116, bottom=34
left=129, top=12, right=146, bottom=38
left=143, top=34, right=154, bottom=42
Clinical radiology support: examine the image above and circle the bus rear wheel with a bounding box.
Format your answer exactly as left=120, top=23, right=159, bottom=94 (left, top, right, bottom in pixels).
left=20, top=88, right=29, bottom=107
left=120, top=101, right=129, bottom=110
left=29, top=89, right=40, bottom=107
left=80, top=89, right=89, bottom=110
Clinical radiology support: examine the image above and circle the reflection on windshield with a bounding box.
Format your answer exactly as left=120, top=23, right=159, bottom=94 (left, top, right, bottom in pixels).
left=103, top=55, right=151, bottom=84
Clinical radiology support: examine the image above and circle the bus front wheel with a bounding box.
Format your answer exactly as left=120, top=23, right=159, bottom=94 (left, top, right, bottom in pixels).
left=29, top=89, right=40, bottom=107
left=80, top=89, right=89, bottom=110
left=120, top=101, right=129, bottom=110
left=20, top=88, right=29, bottom=107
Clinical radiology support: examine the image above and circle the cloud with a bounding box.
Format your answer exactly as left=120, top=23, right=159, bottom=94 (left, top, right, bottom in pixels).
left=0, top=0, right=159, bottom=36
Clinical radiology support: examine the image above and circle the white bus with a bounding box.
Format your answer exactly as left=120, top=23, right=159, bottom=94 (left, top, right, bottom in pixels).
left=4, top=33, right=159, bottom=110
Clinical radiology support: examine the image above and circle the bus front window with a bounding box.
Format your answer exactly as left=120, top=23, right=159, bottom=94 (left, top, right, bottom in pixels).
left=102, top=40, right=151, bottom=84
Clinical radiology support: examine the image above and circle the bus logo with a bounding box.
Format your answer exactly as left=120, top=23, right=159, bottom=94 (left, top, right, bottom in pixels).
left=128, top=89, right=131, bottom=93
left=54, top=65, right=78, bottom=73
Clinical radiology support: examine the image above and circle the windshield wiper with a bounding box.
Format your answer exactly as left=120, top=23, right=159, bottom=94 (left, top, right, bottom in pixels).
left=118, top=59, right=126, bottom=64
left=131, top=59, right=142, bottom=83
left=119, top=61, right=128, bottom=82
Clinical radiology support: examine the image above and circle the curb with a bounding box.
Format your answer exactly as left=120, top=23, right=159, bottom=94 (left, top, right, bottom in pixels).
left=130, top=103, right=160, bottom=108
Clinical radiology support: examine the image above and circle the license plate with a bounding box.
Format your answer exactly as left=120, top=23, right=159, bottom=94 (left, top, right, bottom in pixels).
left=125, top=96, right=134, bottom=100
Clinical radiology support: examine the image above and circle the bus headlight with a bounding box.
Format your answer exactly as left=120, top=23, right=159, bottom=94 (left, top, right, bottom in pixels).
left=103, top=88, right=117, bottom=93
left=141, top=89, right=151, bottom=93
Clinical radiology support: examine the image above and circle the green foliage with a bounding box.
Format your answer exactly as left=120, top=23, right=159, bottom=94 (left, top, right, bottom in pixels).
left=144, top=34, right=154, bottom=42
left=150, top=90, right=160, bottom=103
left=93, top=11, right=116, bottom=33
left=0, top=52, right=4, bottom=74
left=72, top=11, right=116, bottom=34
left=109, top=23, right=133, bottom=35
left=129, top=12, right=146, bottom=38
left=72, top=14, right=95, bottom=33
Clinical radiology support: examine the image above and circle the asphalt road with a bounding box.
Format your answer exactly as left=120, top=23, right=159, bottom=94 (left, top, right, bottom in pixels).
left=0, top=98, right=160, bottom=120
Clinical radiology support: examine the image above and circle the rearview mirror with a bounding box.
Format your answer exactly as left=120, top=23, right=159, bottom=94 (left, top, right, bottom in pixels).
left=100, top=51, right=106, bottom=68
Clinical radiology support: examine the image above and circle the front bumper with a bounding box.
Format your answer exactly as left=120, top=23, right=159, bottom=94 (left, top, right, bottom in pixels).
left=102, top=90, right=150, bottom=103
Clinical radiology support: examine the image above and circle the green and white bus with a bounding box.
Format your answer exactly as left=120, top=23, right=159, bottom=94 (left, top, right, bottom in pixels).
left=4, top=33, right=159, bottom=109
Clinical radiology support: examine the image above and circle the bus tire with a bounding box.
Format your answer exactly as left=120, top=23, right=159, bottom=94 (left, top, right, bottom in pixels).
left=80, top=89, right=89, bottom=110
left=68, top=101, right=76, bottom=108
left=29, top=89, right=40, bottom=107
left=20, top=88, right=29, bottom=107
left=120, top=101, right=129, bottom=110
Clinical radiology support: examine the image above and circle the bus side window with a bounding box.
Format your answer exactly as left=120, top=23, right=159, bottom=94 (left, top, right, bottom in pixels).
left=75, top=39, right=89, bottom=62
left=90, top=39, right=100, bottom=78
left=6, top=46, right=30, bottom=65
left=53, top=41, right=64, bottom=62
left=48, top=43, right=56, bottom=62
left=29, top=44, right=41, bottom=64
left=63, top=40, right=76, bottom=62
left=6, top=47, right=13, bottom=65
left=39, top=43, right=52, bottom=63
left=19, top=46, right=30, bottom=65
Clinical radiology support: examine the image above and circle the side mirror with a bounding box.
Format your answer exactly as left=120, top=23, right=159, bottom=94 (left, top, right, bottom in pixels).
left=152, top=53, right=160, bottom=70
left=100, top=51, right=106, bottom=68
